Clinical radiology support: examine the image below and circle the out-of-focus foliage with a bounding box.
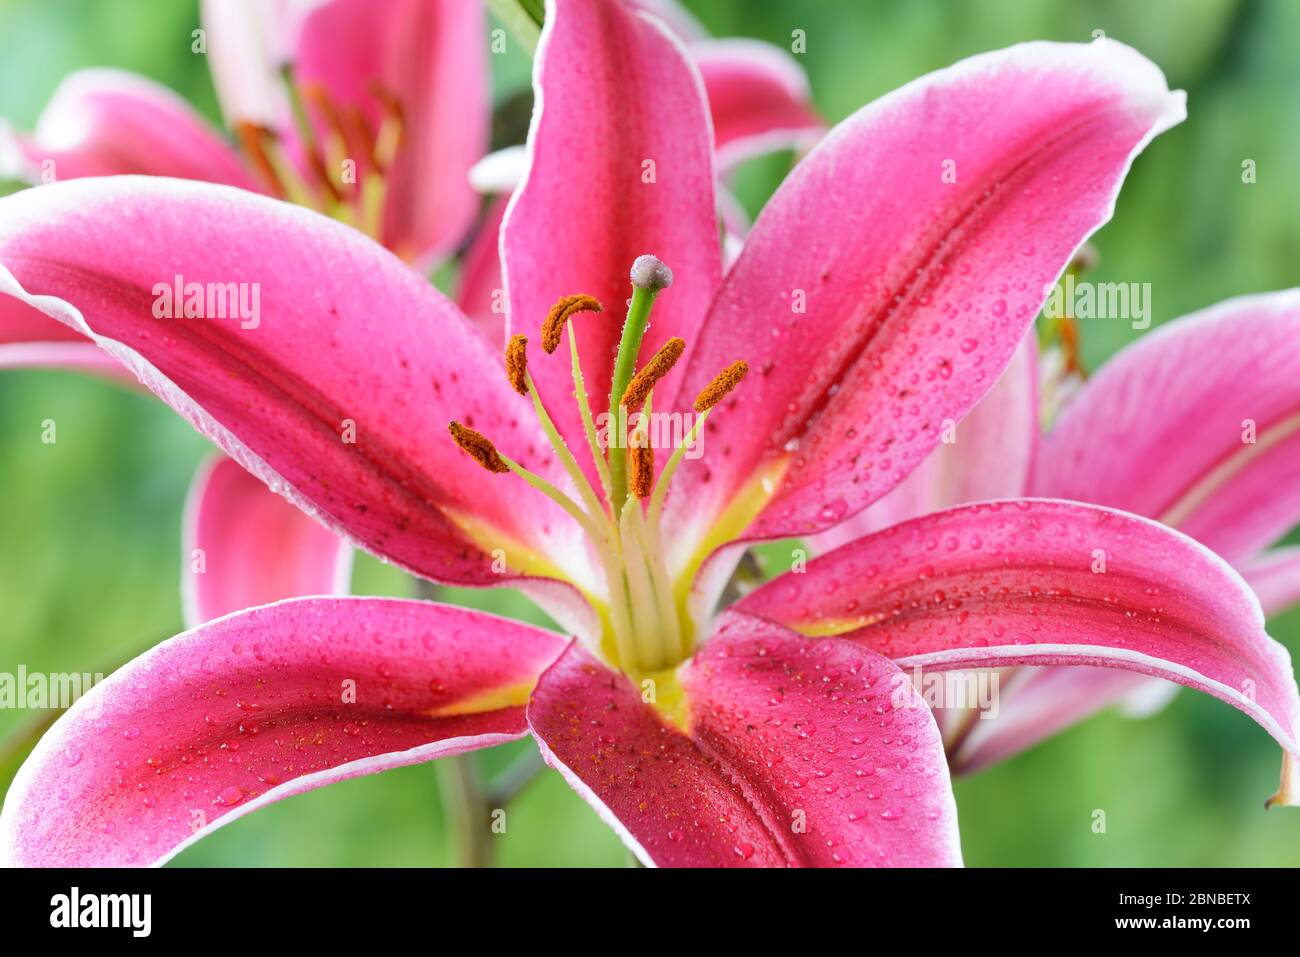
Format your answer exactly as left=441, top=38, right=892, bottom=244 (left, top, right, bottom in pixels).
left=1, top=0, right=1298, bottom=866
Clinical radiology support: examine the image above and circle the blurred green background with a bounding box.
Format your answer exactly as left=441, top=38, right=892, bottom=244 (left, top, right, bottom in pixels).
left=1, top=0, right=1299, bottom=866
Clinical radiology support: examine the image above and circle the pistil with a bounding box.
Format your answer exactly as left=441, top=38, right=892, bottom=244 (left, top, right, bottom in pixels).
left=607, top=256, right=673, bottom=512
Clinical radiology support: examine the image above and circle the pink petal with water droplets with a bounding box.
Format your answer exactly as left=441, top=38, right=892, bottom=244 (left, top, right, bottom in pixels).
left=810, top=330, right=1038, bottom=552
left=182, top=455, right=354, bottom=626
left=977, top=292, right=1300, bottom=773
left=738, top=499, right=1300, bottom=806
left=945, top=545, right=1300, bottom=776
left=0, top=177, right=590, bottom=592
left=503, top=0, right=721, bottom=477
left=691, top=38, right=824, bottom=170
left=292, top=0, right=489, bottom=266
left=0, top=598, right=566, bottom=867
left=2, top=69, right=257, bottom=187
left=667, top=39, right=1183, bottom=546
left=527, top=615, right=961, bottom=867
left=1032, top=290, right=1300, bottom=564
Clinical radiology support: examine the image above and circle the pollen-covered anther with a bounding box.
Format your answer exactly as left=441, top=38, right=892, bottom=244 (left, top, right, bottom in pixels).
left=1070, top=242, right=1100, bottom=274
left=234, top=121, right=285, bottom=197
left=620, top=337, right=684, bottom=410
left=448, top=421, right=510, bottom=474
left=541, top=294, right=603, bottom=354
left=628, top=432, right=654, bottom=499
left=368, top=81, right=406, bottom=129
left=505, top=334, right=529, bottom=396
left=694, top=360, right=749, bottom=412
left=1058, top=316, right=1085, bottom=376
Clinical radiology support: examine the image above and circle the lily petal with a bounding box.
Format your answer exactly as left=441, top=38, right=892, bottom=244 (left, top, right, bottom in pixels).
left=0, top=597, right=566, bottom=867
left=956, top=540, right=1300, bottom=776
left=182, top=454, right=354, bottom=627
left=527, top=613, right=961, bottom=866
left=293, top=0, right=489, bottom=266
left=810, top=330, right=1038, bottom=551
left=0, top=294, right=134, bottom=380
left=979, top=293, right=1300, bottom=771
left=690, top=38, right=825, bottom=170
left=0, top=176, right=589, bottom=592
left=945, top=666, right=1156, bottom=773
left=668, top=39, right=1184, bottom=546
left=1241, top=546, right=1300, bottom=620
left=503, top=0, right=721, bottom=471
left=628, top=0, right=708, bottom=42
left=1032, top=289, right=1300, bottom=564
left=1, top=68, right=257, bottom=187
left=456, top=197, right=509, bottom=347
left=738, top=499, right=1300, bottom=806
left=200, top=0, right=304, bottom=130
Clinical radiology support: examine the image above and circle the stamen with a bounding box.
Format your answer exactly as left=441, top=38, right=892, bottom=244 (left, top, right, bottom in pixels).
left=1057, top=316, right=1085, bottom=377
left=505, top=334, right=529, bottom=396
left=542, top=295, right=602, bottom=354
left=621, top=337, right=684, bottom=410
left=1070, top=242, right=1100, bottom=274
left=569, top=324, right=614, bottom=502
left=346, top=105, right=379, bottom=171
left=302, top=83, right=349, bottom=154
left=235, top=122, right=317, bottom=208
left=307, top=149, right=344, bottom=204
left=694, top=360, right=749, bottom=412
left=619, top=498, right=667, bottom=670
left=234, top=122, right=286, bottom=198
left=367, top=82, right=405, bottom=172
left=521, top=370, right=610, bottom=526
left=302, top=82, right=354, bottom=198
left=281, top=70, right=343, bottom=205
left=448, top=421, right=509, bottom=473
left=628, top=428, right=654, bottom=499
left=648, top=409, right=709, bottom=526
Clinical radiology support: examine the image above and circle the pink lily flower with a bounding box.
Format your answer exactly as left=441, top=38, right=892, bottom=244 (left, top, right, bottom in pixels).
left=0, top=0, right=491, bottom=623
left=2, top=0, right=488, bottom=268
left=2, top=0, right=1298, bottom=867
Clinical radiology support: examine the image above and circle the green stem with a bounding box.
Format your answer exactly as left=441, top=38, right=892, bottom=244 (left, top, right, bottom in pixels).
left=486, top=747, right=544, bottom=806
left=484, top=0, right=542, bottom=52
left=608, top=284, right=659, bottom=512
left=436, top=755, right=494, bottom=868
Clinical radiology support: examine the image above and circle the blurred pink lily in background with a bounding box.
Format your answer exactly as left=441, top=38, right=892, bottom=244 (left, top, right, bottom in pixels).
left=818, top=291, right=1300, bottom=773
left=2, top=0, right=489, bottom=267
left=0, top=0, right=493, bottom=624
left=1, top=0, right=1298, bottom=868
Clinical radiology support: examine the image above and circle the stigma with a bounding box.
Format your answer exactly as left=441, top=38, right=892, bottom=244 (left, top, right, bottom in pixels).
left=447, top=255, right=748, bottom=676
